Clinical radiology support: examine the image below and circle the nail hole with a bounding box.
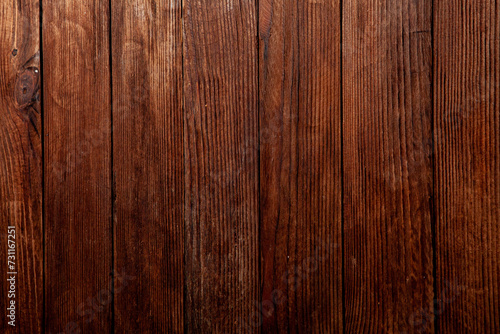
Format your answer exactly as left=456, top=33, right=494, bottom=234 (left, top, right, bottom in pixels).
left=23, top=87, right=27, bottom=94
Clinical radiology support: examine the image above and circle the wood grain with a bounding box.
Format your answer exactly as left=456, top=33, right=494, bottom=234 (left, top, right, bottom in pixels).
left=1, top=1, right=499, bottom=332
left=343, top=0, right=434, bottom=332
left=434, top=0, right=500, bottom=332
left=0, top=0, right=42, bottom=332
left=43, top=0, right=112, bottom=332
left=259, top=0, right=343, bottom=332
left=183, top=0, right=259, bottom=331
left=112, top=0, right=184, bottom=332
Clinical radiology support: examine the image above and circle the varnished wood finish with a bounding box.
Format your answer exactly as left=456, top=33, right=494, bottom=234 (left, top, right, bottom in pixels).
left=112, top=0, right=184, bottom=332
left=434, top=0, right=500, bottom=332
left=183, top=0, right=259, bottom=332
left=43, top=0, right=112, bottom=332
left=0, top=0, right=498, bottom=332
left=0, top=0, right=42, bottom=332
left=343, top=0, right=434, bottom=332
left=259, top=0, right=342, bottom=331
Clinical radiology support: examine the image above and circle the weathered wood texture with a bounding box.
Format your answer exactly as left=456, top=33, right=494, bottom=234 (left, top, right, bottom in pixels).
left=112, top=0, right=184, bottom=332
left=343, top=0, right=434, bottom=332
left=43, top=0, right=112, bottom=332
left=182, top=0, right=259, bottom=332
left=0, top=0, right=42, bottom=332
left=1, top=0, right=500, bottom=333
left=259, top=0, right=342, bottom=332
left=434, top=0, right=500, bottom=332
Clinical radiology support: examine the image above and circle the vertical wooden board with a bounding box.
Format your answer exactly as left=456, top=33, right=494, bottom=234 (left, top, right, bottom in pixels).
left=259, top=0, right=342, bottom=332
left=259, top=0, right=299, bottom=331
left=43, top=0, right=112, bottom=332
left=183, top=0, right=259, bottom=332
left=295, top=1, right=343, bottom=331
left=343, top=0, right=434, bottom=332
left=434, top=0, right=500, bottom=332
left=0, top=0, right=42, bottom=332
left=112, top=0, right=184, bottom=332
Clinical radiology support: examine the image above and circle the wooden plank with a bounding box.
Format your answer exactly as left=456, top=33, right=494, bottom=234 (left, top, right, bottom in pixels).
left=434, top=0, right=500, bottom=332
left=183, top=0, right=259, bottom=331
left=43, top=0, right=112, bottom=332
left=343, top=0, right=434, bottom=332
left=259, top=0, right=342, bottom=331
left=259, top=0, right=300, bottom=331
left=112, top=0, right=184, bottom=332
left=0, top=0, right=42, bottom=332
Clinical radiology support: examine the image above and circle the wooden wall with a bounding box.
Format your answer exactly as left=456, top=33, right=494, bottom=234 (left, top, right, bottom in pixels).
left=0, top=0, right=498, bottom=333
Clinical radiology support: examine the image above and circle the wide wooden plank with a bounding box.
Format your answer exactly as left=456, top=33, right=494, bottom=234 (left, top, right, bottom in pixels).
left=259, top=0, right=342, bottom=331
left=0, top=0, right=42, bottom=332
left=112, top=0, right=184, bottom=332
left=343, top=0, right=434, bottom=332
left=43, top=0, right=112, bottom=332
left=434, top=0, right=500, bottom=332
left=183, top=0, right=259, bottom=331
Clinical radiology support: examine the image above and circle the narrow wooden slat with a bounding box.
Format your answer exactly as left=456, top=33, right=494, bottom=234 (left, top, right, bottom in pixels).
left=0, top=0, right=42, bottom=332
left=183, top=0, right=259, bottom=331
left=259, top=0, right=342, bottom=331
left=43, top=0, right=112, bottom=332
left=259, top=0, right=300, bottom=331
left=112, top=0, right=184, bottom=332
left=343, top=0, right=434, bottom=332
left=434, top=0, right=500, bottom=332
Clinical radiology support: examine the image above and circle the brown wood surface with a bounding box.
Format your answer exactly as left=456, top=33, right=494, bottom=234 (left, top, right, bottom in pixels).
left=0, top=0, right=499, bottom=332
left=182, top=0, right=259, bottom=332
left=259, top=0, right=342, bottom=332
left=343, top=0, right=434, bottom=332
left=0, top=0, right=42, bottom=332
left=43, top=0, right=112, bottom=332
left=434, top=0, right=500, bottom=332
left=112, top=0, right=184, bottom=332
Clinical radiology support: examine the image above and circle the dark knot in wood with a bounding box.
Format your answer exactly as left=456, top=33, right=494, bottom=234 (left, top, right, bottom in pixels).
left=14, top=66, right=40, bottom=110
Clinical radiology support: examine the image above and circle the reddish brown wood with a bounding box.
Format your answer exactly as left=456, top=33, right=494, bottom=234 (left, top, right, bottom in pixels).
left=43, top=1, right=112, bottom=332
left=112, top=0, right=184, bottom=332
left=434, top=0, right=500, bottom=332
left=259, top=0, right=343, bottom=332
left=0, top=0, right=42, bottom=332
left=343, top=0, right=434, bottom=332
left=183, top=0, right=259, bottom=332
left=0, top=1, right=499, bottom=332
left=259, top=1, right=300, bottom=330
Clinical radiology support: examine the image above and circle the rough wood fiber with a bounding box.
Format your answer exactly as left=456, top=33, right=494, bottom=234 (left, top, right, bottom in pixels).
left=183, top=0, right=259, bottom=331
left=112, top=0, right=184, bottom=332
left=43, top=0, right=112, bottom=332
left=259, top=0, right=342, bottom=332
left=343, top=0, right=434, bottom=332
left=0, top=0, right=42, bottom=332
left=434, top=0, right=500, bottom=332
